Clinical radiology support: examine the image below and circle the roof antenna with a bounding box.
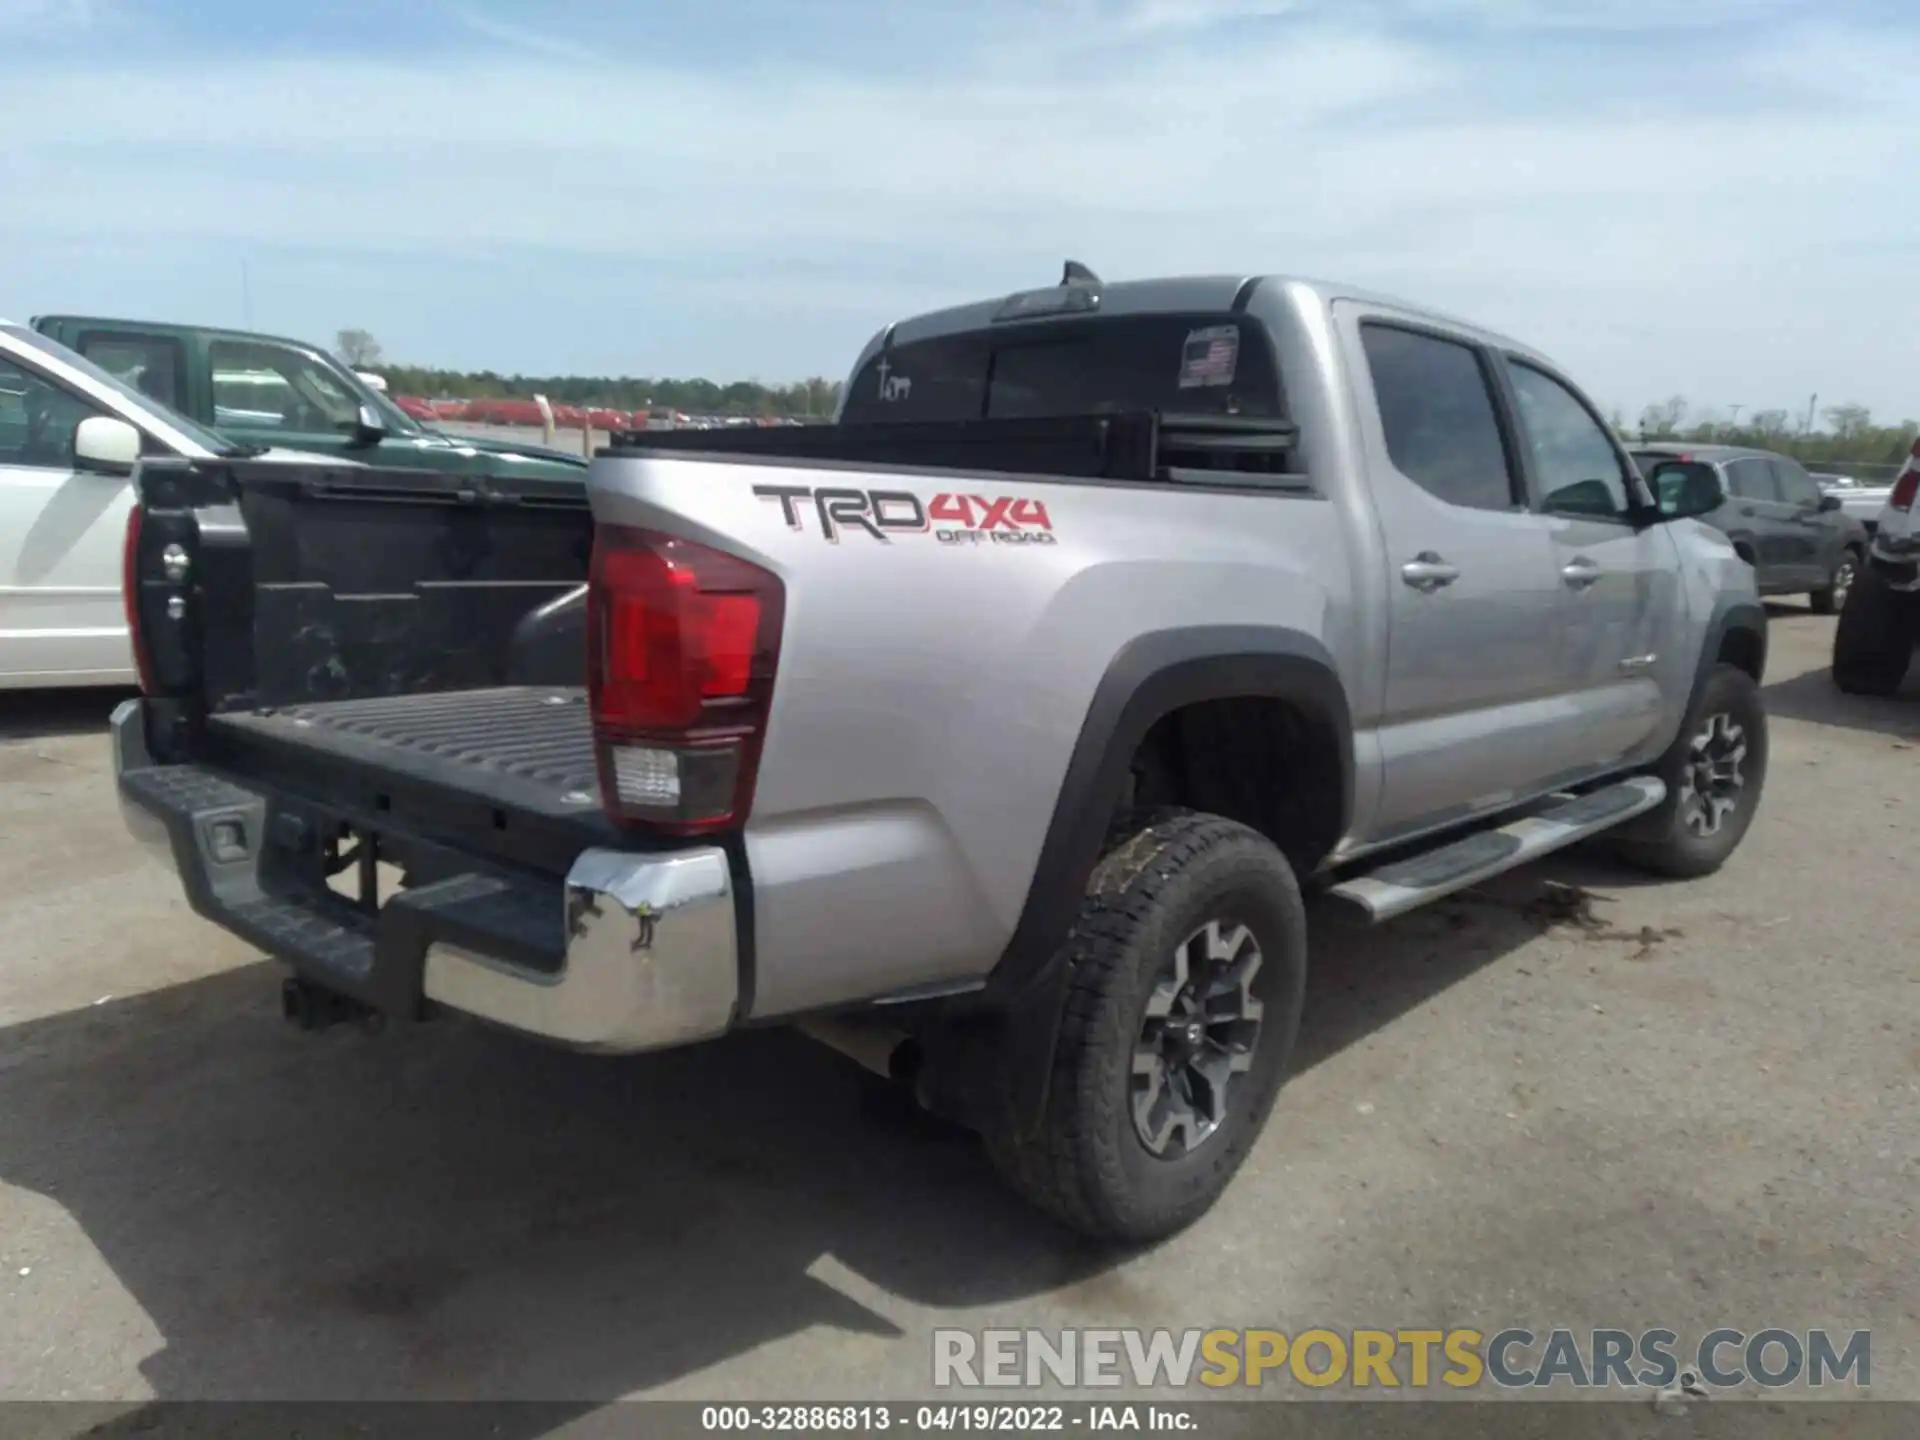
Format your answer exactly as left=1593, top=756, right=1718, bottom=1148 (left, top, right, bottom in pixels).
left=1061, top=260, right=1100, bottom=286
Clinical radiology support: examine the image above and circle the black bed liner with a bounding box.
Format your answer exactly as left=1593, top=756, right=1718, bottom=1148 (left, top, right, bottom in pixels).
left=215, top=687, right=596, bottom=793
left=203, top=687, right=616, bottom=876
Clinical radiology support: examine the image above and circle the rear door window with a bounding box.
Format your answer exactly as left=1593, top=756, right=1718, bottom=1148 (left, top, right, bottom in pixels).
left=1361, top=322, right=1518, bottom=513
left=75, top=331, right=185, bottom=411
left=1727, top=458, right=1781, bottom=502
left=838, top=314, right=1283, bottom=426
left=1770, top=458, right=1822, bottom=507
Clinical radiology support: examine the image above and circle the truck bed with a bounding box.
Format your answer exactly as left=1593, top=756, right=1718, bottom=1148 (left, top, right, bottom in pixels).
left=212, top=687, right=597, bottom=805
left=202, top=687, right=615, bottom=873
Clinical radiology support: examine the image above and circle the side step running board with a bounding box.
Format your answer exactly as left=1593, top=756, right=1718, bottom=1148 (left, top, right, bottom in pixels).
left=1329, top=777, right=1667, bottom=924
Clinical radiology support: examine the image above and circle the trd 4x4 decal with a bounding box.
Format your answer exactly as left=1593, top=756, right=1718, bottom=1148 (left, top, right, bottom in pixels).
left=754, top=485, right=1056, bottom=546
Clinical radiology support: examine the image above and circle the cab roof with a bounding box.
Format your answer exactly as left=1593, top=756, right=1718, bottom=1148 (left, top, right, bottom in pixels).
left=32, top=314, right=338, bottom=354
left=880, top=270, right=1538, bottom=362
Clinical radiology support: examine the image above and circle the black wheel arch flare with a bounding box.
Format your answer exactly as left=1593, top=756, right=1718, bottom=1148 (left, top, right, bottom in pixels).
left=987, top=624, right=1352, bottom=1002
left=1700, top=597, right=1769, bottom=691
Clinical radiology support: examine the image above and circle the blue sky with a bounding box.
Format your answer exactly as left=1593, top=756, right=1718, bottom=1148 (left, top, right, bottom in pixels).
left=2, top=0, right=1915, bottom=422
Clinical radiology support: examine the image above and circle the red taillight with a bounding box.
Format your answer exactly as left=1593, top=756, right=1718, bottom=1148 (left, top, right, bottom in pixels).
left=1891, top=464, right=1919, bottom=514
left=121, top=506, right=159, bottom=696
left=586, top=526, right=784, bottom=835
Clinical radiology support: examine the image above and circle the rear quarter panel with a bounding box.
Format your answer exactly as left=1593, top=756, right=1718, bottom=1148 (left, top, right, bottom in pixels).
left=589, top=454, right=1360, bottom=1019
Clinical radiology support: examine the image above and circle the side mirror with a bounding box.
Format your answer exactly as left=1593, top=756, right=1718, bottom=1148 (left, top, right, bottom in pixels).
left=1544, top=478, right=1625, bottom=518
left=73, top=415, right=142, bottom=476
left=349, top=402, right=389, bottom=448
left=1818, top=493, right=1842, bottom=513
left=1648, top=461, right=1724, bottom=521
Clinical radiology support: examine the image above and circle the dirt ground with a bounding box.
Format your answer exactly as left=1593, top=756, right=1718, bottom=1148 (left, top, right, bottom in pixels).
left=0, top=607, right=1914, bottom=1416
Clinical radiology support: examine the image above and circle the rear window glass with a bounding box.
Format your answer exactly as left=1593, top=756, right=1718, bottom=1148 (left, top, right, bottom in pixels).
left=838, top=314, right=1283, bottom=426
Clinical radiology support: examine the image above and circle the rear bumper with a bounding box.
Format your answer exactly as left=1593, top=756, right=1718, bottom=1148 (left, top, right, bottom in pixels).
left=422, top=847, right=737, bottom=1053
left=112, top=699, right=740, bottom=1053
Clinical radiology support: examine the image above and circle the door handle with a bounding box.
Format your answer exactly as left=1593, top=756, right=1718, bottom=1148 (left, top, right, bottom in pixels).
left=1400, top=553, right=1460, bottom=593
left=1739, top=506, right=1757, bottom=517
left=1561, top=556, right=1602, bottom=589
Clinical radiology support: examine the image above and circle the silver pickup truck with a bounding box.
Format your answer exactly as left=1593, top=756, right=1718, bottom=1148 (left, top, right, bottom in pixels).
left=115, top=268, right=1770, bottom=1240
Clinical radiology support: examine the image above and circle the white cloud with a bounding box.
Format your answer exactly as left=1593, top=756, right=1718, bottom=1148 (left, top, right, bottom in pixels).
left=1053, top=0, right=1803, bottom=34
left=1384, top=0, right=1806, bottom=29
left=1045, top=0, right=1303, bottom=34
left=0, top=8, right=1913, bottom=410
left=0, top=27, right=1438, bottom=257
left=450, top=5, right=601, bottom=62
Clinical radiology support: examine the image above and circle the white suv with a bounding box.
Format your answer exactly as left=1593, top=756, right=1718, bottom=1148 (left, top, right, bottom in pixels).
left=1832, top=438, right=1920, bottom=695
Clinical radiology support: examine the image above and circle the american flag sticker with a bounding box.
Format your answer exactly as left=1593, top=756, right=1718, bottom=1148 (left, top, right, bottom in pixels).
left=1178, top=325, right=1240, bottom=389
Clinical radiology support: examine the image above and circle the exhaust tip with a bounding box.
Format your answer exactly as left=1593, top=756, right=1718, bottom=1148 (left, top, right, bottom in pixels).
left=796, top=1016, right=913, bottom=1082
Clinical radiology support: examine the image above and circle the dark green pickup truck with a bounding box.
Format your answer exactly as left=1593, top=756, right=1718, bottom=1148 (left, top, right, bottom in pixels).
left=30, top=315, right=587, bottom=482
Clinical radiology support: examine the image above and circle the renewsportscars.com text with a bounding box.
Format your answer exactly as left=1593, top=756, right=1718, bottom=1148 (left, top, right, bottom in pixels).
left=933, top=1327, right=1871, bottom=1391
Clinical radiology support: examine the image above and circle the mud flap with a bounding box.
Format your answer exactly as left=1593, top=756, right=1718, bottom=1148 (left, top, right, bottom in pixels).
left=912, top=949, right=1077, bottom=1143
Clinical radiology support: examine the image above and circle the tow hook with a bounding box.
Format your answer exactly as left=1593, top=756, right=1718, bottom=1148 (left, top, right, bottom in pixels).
left=280, top=978, right=382, bottom=1034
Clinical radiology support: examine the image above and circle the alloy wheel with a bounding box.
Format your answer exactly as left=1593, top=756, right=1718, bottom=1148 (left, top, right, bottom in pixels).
left=1678, top=711, right=1747, bottom=837
left=1831, top=559, right=1856, bottom=610
left=1131, top=919, right=1265, bottom=1158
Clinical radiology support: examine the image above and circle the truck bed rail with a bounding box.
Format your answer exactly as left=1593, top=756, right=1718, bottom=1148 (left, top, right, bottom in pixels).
left=604, top=411, right=1303, bottom=486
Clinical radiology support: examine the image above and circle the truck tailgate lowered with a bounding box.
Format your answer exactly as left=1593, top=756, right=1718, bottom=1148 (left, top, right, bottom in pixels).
left=116, top=698, right=742, bottom=1052
left=209, top=688, right=601, bottom=820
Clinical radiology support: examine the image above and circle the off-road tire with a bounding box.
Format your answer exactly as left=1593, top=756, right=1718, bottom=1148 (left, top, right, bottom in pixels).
left=1809, top=548, right=1861, bottom=616
left=1615, top=664, right=1768, bottom=880
left=1831, top=570, right=1916, bottom=697
left=986, top=810, right=1307, bottom=1243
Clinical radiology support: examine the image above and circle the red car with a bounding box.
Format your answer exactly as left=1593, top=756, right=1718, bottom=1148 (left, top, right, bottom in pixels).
left=463, top=398, right=548, bottom=426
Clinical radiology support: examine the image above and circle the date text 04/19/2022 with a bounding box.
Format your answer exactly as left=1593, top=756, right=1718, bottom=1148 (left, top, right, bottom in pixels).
left=699, top=1403, right=1198, bottom=1432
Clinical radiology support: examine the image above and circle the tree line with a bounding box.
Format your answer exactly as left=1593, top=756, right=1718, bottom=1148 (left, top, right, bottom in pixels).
left=339, top=328, right=843, bottom=418
left=1616, top=396, right=1917, bottom=471
left=377, top=365, right=846, bottom=419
